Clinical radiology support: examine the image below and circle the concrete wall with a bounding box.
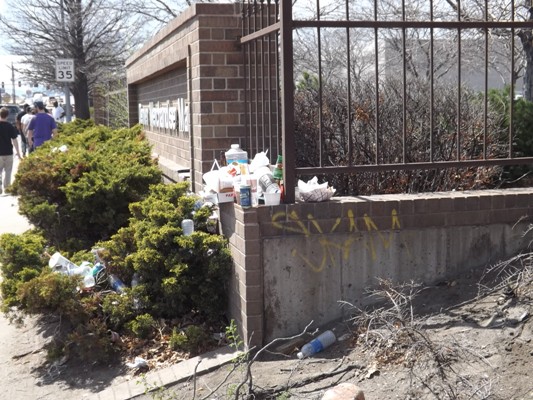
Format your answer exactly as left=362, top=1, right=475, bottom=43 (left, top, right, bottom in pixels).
left=219, top=189, right=533, bottom=346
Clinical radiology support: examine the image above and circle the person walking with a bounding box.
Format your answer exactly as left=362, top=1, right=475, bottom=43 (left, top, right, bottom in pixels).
left=16, top=104, right=30, bottom=157
left=52, top=101, right=65, bottom=123
left=0, top=107, right=22, bottom=195
left=21, top=106, right=36, bottom=153
left=27, top=101, right=57, bottom=149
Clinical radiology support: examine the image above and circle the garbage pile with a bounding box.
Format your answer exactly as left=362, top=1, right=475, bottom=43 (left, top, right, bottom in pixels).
left=47, top=248, right=128, bottom=293
left=201, top=144, right=336, bottom=206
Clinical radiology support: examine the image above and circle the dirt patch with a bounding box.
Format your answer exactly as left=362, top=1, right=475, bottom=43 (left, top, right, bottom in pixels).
left=5, top=258, right=533, bottom=400
left=135, top=263, right=533, bottom=399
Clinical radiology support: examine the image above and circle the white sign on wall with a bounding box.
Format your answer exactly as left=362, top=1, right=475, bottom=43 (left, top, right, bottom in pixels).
left=56, top=59, right=75, bottom=82
left=138, top=99, right=189, bottom=132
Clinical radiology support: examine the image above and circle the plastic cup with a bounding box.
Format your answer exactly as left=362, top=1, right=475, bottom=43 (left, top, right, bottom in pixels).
left=263, top=192, right=281, bottom=206
left=181, top=219, right=194, bottom=236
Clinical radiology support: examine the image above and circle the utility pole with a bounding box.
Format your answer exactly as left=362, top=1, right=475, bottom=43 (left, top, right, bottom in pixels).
left=11, top=63, right=15, bottom=104
left=60, top=0, right=72, bottom=121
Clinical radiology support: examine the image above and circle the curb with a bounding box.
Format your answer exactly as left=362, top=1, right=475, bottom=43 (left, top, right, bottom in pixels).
left=94, top=346, right=242, bottom=400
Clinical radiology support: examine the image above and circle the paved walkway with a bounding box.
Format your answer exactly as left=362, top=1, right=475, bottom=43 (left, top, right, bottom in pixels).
left=0, top=157, right=32, bottom=235
left=0, top=157, right=241, bottom=399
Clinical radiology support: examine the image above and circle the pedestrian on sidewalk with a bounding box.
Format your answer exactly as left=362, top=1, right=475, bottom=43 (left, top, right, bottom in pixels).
left=27, top=101, right=57, bottom=149
left=0, top=107, right=22, bottom=195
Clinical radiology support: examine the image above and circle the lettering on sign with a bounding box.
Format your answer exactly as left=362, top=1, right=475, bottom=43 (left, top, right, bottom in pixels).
left=138, top=100, right=189, bottom=132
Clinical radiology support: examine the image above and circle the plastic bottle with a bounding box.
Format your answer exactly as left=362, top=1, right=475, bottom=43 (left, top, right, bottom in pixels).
left=70, top=261, right=96, bottom=288
left=108, top=274, right=127, bottom=294
left=131, top=272, right=141, bottom=309
left=297, top=330, right=336, bottom=359
left=225, top=144, right=248, bottom=165
left=181, top=219, right=194, bottom=236
left=272, top=154, right=283, bottom=181
left=131, top=272, right=140, bottom=287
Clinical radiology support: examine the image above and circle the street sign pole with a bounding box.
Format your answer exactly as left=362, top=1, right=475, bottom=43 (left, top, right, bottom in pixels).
left=55, top=58, right=74, bottom=122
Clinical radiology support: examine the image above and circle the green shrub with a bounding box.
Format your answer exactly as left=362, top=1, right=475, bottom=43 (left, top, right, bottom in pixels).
left=127, top=313, right=155, bottom=338
left=0, top=230, right=48, bottom=310
left=10, top=122, right=162, bottom=252
left=101, top=291, right=136, bottom=331
left=169, top=325, right=210, bottom=353
left=100, top=183, right=233, bottom=321
left=65, top=318, right=118, bottom=364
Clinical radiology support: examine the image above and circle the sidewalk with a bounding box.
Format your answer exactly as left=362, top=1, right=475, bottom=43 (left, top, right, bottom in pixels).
left=0, top=157, right=241, bottom=399
left=0, top=157, right=32, bottom=235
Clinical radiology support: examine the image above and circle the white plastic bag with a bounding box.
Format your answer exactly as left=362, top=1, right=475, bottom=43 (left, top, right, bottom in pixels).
left=249, top=150, right=270, bottom=173
left=298, top=176, right=336, bottom=202
left=202, top=160, right=221, bottom=192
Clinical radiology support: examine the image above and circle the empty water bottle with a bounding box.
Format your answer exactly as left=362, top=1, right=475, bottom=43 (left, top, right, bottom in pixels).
left=108, top=274, right=127, bottom=294
left=297, top=330, right=336, bottom=359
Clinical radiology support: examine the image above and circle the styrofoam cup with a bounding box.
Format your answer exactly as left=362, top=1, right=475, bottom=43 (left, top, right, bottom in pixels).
left=264, top=192, right=281, bottom=206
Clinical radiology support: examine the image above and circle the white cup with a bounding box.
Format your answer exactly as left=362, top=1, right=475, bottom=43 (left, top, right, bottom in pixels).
left=263, top=192, right=281, bottom=206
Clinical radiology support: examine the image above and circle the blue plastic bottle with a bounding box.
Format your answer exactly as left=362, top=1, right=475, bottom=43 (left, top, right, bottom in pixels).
left=297, top=330, right=336, bottom=359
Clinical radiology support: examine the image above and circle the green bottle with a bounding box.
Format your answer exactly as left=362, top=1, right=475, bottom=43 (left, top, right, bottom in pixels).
left=273, top=155, right=283, bottom=180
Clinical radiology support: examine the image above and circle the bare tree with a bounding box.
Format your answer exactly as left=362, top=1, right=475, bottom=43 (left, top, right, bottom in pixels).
left=0, top=0, right=147, bottom=119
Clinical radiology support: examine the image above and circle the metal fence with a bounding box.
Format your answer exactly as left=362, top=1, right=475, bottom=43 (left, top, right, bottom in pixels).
left=241, top=0, right=533, bottom=203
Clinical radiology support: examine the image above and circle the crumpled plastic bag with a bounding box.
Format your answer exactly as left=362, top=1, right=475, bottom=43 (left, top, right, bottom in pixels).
left=249, top=150, right=270, bottom=173
left=126, top=356, right=148, bottom=369
left=298, top=176, right=335, bottom=202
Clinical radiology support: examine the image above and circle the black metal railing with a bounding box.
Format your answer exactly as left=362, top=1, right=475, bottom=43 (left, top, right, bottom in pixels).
left=242, top=0, right=533, bottom=203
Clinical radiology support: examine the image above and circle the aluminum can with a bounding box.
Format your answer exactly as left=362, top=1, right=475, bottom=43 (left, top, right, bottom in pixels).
left=240, top=184, right=252, bottom=208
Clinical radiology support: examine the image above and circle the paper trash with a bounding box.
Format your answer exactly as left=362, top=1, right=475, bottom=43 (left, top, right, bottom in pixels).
left=298, top=176, right=335, bottom=202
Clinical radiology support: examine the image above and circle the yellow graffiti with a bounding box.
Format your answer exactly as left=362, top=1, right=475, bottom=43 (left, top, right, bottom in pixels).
left=275, top=209, right=409, bottom=272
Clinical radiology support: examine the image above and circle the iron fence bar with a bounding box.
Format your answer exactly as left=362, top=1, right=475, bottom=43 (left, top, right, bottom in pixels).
left=483, top=0, right=488, bottom=160
left=280, top=0, right=295, bottom=203
left=266, top=0, right=273, bottom=155
left=295, top=157, right=533, bottom=175
left=456, top=1, right=461, bottom=162
left=260, top=0, right=266, bottom=153
left=240, top=22, right=281, bottom=44
left=346, top=0, right=352, bottom=166
left=317, top=0, right=324, bottom=167
left=509, top=1, right=516, bottom=159
left=430, top=0, right=434, bottom=163
left=402, top=0, right=407, bottom=164
left=374, top=0, right=379, bottom=164
left=275, top=0, right=281, bottom=159
left=242, top=3, right=250, bottom=155
left=292, top=20, right=533, bottom=29
left=253, top=0, right=260, bottom=153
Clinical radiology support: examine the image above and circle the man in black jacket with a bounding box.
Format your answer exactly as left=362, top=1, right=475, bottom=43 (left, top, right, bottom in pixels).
left=0, top=107, right=22, bottom=194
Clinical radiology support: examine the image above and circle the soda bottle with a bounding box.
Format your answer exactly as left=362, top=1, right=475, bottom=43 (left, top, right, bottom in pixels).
left=272, top=154, right=283, bottom=181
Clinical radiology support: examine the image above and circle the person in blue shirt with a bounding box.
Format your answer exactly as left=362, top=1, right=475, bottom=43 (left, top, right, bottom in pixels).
left=27, top=101, right=57, bottom=148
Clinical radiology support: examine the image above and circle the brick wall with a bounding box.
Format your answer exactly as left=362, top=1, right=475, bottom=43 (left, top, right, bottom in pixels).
left=220, top=188, right=533, bottom=346
left=126, top=3, right=244, bottom=191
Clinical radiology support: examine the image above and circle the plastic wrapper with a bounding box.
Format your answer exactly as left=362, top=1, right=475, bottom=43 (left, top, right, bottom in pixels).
left=298, top=176, right=336, bottom=202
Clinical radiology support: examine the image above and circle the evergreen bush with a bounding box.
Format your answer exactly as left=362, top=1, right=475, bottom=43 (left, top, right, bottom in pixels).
left=0, top=121, right=233, bottom=364
left=10, top=122, right=162, bottom=252
left=99, top=182, right=232, bottom=323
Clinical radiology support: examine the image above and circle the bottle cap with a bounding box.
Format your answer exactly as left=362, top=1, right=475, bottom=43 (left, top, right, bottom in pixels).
left=297, top=351, right=305, bottom=359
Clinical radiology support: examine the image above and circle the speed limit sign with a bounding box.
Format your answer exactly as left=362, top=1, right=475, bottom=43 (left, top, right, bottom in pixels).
left=56, top=59, right=75, bottom=82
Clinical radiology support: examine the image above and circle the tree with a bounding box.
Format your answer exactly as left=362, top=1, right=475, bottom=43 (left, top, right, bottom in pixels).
left=0, top=0, right=148, bottom=119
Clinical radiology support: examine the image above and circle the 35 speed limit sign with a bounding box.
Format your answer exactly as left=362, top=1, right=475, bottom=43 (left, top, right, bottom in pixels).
left=56, top=59, right=75, bottom=82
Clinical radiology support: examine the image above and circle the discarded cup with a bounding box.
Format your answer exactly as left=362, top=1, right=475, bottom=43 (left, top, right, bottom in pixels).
left=48, top=252, right=78, bottom=273
left=263, top=191, right=281, bottom=206
left=181, top=219, right=194, bottom=236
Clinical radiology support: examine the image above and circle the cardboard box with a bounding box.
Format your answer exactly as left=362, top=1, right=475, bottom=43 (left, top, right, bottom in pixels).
left=217, top=191, right=235, bottom=203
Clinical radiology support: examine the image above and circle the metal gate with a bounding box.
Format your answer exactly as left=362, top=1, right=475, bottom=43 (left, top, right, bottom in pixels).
left=241, top=0, right=533, bottom=203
